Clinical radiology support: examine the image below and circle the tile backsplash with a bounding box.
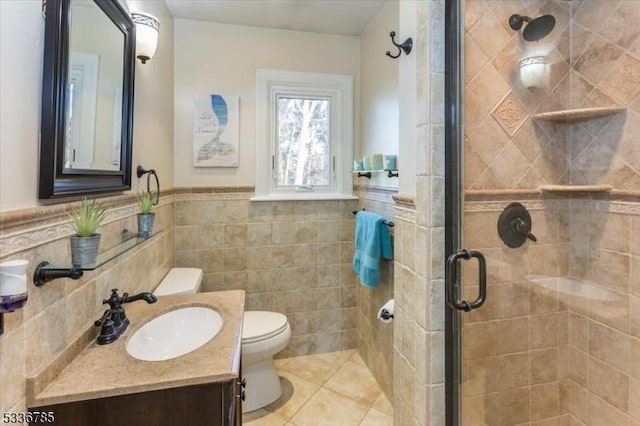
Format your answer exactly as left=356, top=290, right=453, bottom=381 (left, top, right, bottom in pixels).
left=355, top=186, right=396, bottom=400
left=1, top=190, right=365, bottom=413
left=173, top=190, right=359, bottom=358
left=0, top=194, right=174, bottom=414
left=461, top=1, right=640, bottom=424
left=465, top=0, right=640, bottom=191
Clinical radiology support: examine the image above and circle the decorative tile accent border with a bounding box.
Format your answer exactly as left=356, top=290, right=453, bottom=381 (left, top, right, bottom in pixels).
left=0, top=193, right=174, bottom=258
left=174, top=186, right=255, bottom=194
left=355, top=186, right=398, bottom=204
left=174, top=192, right=253, bottom=202
left=466, top=188, right=640, bottom=203
left=592, top=200, right=640, bottom=215
left=393, top=205, right=417, bottom=223
left=464, top=190, right=640, bottom=215
left=465, top=199, right=549, bottom=212
left=465, top=189, right=541, bottom=198
left=391, top=194, right=416, bottom=209
left=0, top=190, right=176, bottom=230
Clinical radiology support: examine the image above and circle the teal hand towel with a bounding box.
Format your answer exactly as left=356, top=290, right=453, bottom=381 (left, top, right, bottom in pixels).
left=352, top=211, right=393, bottom=288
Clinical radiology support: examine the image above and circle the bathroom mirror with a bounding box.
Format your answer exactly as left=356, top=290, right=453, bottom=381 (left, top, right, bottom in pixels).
left=39, top=0, right=135, bottom=199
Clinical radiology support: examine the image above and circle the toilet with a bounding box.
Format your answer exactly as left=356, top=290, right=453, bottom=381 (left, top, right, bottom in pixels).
left=154, top=268, right=291, bottom=413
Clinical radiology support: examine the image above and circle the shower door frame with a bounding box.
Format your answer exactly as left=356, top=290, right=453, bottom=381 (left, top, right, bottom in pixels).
left=444, top=0, right=464, bottom=425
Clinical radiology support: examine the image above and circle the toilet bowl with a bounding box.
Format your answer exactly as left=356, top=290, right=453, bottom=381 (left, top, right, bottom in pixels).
left=241, top=310, right=291, bottom=412
left=154, top=268, right=291, bottom=413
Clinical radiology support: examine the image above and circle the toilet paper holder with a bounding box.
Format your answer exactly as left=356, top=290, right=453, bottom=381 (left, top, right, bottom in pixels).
left=377, top=299, right=395, bottom=323
left=379, top=309, right=394, bottom=320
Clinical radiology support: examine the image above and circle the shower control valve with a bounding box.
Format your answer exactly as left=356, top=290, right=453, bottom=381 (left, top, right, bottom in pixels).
left=497, top=202, right=538, bottom=248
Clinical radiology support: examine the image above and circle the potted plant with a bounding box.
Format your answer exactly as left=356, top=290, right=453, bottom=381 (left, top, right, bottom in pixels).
left=67, top=197, right=108, bottom=266
left=137, top=190, right=156, bottom=237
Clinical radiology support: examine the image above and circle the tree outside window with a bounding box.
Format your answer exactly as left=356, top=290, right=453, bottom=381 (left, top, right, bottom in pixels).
left=276, top=96, right=330, bottom=188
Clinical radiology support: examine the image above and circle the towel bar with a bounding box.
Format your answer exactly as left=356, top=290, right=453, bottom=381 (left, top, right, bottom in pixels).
left=352, top=209, right=395, bottom=227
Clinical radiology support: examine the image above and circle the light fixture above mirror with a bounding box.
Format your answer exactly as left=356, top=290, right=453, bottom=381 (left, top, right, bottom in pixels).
left=131, top=11, right=159, bottom=64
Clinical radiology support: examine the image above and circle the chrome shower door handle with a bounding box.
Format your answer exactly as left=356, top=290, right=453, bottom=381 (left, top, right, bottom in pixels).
left=445, top=249, right=487, bottom=312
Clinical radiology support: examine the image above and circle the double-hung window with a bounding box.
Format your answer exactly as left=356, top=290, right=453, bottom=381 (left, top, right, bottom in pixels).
left=254, top=69, right=354, bottom=200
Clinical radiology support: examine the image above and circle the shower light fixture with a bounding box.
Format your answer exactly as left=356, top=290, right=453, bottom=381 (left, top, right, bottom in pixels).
left=520, top=55, right=549, bottom=89
left=131, top=11, right=159, bottom=64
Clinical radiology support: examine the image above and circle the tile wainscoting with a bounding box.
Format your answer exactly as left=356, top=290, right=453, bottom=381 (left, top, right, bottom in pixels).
left=173, top=190, right=360, bottom=358
left=0, top=193, right=175, bottom=414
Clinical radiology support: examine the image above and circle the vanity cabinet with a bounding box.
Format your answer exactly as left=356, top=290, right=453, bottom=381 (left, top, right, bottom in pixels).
left=29, top=379, right=242, bottom=426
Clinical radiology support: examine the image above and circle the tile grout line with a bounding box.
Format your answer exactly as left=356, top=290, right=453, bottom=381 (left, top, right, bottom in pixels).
left=249, top=350, right=391, bottom=425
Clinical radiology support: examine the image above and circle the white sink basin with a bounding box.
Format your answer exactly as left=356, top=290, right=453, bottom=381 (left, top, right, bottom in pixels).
left=126, top=307, right=223, bottom=361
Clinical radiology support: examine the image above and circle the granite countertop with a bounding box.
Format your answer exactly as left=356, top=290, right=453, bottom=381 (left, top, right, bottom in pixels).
left=27, top=290, right=245, bottom=408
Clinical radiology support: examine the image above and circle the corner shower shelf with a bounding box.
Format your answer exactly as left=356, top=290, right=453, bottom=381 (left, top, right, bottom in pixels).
left=532, top=107, right=626, bottom=123
left=34, top=229, right=164, bottom=286
left=538, top=184, right=613, bottom=194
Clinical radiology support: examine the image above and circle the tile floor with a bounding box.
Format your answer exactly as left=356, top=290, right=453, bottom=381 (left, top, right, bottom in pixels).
left=243, top=350, right=393, bottom=426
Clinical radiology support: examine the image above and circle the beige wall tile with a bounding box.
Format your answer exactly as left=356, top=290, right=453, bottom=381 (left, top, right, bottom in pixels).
left=498, top=317, right=529, bottom=354
left=531, top=348, right=559, bottom=385
left=568, top=312, right=589, bottom=352
left=500, top=352, right=530, bottom=391
left=462, top=357, right=501, bottom=396
left=587, top=393, right=630, bottom=426
left=463, top=321, right=498, bottom=360
left=630, top=376, right=640, bottom=419
left=588, top=356, right=629, bottom=412
left=531, top=382, right=560, bottom=422
left=575, top=36, right=625, bottom=86
left=560, top=379, right=588, bottom=423
left=589, top=320, right=631, bottom=374
left=0, top=327, right=25, bottom=412
left=531, top=313, right=560, bottom=350
left=602, top=54, right=640, bottom=104
left=565, top=346, right=588, bottom=387
left=500, top=387, right=530, bottom=425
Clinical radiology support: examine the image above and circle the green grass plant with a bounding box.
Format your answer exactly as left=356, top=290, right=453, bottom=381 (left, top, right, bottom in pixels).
left=137, top=191, right=156, bottom=214
left=67, top=197, right=108, bottom=237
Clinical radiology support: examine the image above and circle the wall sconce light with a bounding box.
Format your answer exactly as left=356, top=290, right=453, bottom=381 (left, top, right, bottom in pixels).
left=131, top=12, right=159, bottom=64
left=520, top=56, right=549, bottom=89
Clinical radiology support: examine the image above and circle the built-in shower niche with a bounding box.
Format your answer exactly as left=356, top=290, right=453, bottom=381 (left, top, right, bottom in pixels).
left=526, top=274, right=622, bottom=311
left=526, top=273, right=629, bottom=353
left=532, top=106, right=629, bottom=194
left=532, top=107, right=626, bottom=123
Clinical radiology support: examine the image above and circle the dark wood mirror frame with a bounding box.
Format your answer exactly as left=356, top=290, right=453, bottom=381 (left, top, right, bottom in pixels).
left=39, top=0, right=135, bottom=199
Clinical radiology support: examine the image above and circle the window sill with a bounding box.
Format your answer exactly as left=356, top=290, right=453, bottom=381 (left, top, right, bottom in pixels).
left=250, top=193, right=359, bottom=202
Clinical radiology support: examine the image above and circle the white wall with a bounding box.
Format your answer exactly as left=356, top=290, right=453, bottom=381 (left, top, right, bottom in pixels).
left=173, top=20, right=360, bottom=187
left=359, top=0, right=399, bottom=189
left=127, top=0, right=175, bottom=194
left=398, top=1, right=417, bottom=196
left=0, top=1, right=44, bottom=211
left=0, top=0, right=174, bottom=212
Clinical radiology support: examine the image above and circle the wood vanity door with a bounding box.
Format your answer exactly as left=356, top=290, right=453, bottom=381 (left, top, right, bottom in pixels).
left=29, top=381, right=235, bottom=426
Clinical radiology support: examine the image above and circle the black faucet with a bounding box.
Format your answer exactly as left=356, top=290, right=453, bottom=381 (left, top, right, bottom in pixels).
left=94, top=289, right=157, bottom=345
left=121, top=292, right=158, bottom=304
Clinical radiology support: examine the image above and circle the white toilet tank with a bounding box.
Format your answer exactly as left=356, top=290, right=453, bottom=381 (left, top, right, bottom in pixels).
left=154, top=268, right=203, bottom=296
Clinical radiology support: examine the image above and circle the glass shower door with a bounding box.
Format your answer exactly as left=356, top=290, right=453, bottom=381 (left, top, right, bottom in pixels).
left=446, top=0, right=639, bottom=425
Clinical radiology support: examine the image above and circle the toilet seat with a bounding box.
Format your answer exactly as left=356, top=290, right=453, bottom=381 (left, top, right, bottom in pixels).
left=242, top=311, right=288, bottom=344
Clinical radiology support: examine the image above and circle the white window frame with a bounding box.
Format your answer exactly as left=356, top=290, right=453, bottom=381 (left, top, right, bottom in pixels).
left=253, top=69, right=355, bottom=201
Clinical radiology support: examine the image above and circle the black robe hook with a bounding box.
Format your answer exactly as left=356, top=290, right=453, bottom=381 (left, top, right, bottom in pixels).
left=386, top=31, right=412, bottom=59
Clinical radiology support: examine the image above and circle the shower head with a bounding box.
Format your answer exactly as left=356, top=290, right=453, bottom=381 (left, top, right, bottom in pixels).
left=509, top=14, right=556, bottom=42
